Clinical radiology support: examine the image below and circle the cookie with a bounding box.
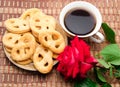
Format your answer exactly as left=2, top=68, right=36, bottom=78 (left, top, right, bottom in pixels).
left=2, top=32, right=22, bottom=48
left=39, top=30, right=65, bottom=54
left=11, top=33, right=36, bottom=61
left=4, top=18, right=30, bottom=34
left=20, top=8, right=44, bottom=21
left=30, top=12, right=56, bottom=37
left=33, top=45, right=53, bottom=74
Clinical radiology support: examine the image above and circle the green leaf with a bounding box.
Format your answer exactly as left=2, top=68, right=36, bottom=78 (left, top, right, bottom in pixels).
left=101, top=44, right=120, bottom=65
left=102, top=83, right=112, bottom=87
left=102, top=23, right=116, bottom=43
left=109, top=67, right=113, bottom=78
left=74, top=78, right=99, bottom=87
left=96, top=68, right=107, bottom=82
left=98, top=59, right=111, bottom=68
left=94, top=66, right=108, bottom=84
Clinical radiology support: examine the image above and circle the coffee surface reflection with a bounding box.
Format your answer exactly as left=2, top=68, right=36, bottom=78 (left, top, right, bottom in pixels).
left=64, top=9, right=96, bottom=35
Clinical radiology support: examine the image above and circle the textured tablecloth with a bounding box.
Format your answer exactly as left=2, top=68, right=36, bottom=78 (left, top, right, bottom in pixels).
left=0, top=0, right=120, bottom=87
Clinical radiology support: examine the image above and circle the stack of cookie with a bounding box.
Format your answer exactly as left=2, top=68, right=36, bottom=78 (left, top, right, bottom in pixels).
left=2, top=8, right=66, bottom=74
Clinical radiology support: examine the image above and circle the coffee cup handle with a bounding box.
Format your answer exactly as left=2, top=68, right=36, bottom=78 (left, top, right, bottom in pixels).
left=90, top=32, right=104, bottom=43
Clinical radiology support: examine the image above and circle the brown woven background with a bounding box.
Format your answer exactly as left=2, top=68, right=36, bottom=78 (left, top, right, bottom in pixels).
left=0, top=0, right=120, bottom=87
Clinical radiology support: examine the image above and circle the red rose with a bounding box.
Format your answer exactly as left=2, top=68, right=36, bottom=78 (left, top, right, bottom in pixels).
left=57, top=36, right=97, bottom=79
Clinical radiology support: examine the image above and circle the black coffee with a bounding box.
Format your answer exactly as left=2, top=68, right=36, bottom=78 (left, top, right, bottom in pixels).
left=64, top=9, right=96, bottom=35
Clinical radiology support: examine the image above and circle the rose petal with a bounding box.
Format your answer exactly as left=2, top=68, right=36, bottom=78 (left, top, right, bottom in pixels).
left=71, top=36, right=84, bottom=62
left=79, top=62, right=93, bottom=78
left=85, top=56, right=98, bottom=65
left=79, top=39, right=90, bottom=57
left=72, top=62, right=79, bottom=78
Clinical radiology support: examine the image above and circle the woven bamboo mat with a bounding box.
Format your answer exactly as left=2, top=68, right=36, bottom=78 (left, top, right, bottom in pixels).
left=0, top=0, right=120, bottom=87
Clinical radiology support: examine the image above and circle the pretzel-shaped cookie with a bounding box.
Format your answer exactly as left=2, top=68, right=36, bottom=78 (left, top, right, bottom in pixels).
left=30, top=12, right=56, bottom=37
left=33, top=45, right=53, bottom=74
left=20, top=8, right=44, bottom=21
left=11, top=43, right=35, bottom=61
left=11, top=33, right=36, bottom=61
left=38, top=30, right=65, bottom=54
left=2, top=33, right=22, bottom=48
left=5, top=18, right=30, bottom=33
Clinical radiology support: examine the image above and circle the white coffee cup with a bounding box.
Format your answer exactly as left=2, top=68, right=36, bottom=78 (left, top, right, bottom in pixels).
left=59, top=1, right=104, bottom=43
